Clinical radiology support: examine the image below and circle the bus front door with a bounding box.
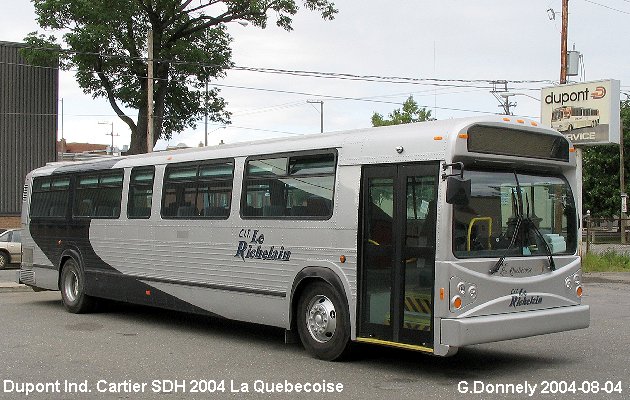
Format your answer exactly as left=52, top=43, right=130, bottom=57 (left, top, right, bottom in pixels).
left=358, top=163, right=438, bottom=348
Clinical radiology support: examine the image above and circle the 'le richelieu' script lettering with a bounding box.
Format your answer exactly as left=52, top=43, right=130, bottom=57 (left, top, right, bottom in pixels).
left=234, top=229, right=291, bottom=262
left=508, top=289, right=543, bottom=308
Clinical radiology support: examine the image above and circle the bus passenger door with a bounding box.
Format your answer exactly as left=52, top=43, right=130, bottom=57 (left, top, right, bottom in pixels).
left=358, top=163, right=438, bottom=348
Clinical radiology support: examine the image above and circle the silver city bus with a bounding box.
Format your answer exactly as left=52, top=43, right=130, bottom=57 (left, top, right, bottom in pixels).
left=18, top=116, right=589, bottom=360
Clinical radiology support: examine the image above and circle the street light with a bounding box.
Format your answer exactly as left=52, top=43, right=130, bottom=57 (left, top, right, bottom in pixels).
left=307, top=100, right=324, bottom=133
left=205, top=125, right=226, bottom=146
left=98, top=121, right=118, bottom=152
left=499, top=92, right=541, bottom=102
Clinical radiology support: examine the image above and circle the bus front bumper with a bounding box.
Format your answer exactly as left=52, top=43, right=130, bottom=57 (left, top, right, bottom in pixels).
left=440, top=305, right=590, bottom=347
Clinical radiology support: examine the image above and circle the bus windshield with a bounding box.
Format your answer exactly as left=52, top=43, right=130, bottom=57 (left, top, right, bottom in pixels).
left=453, top=170, right=577, bottom=258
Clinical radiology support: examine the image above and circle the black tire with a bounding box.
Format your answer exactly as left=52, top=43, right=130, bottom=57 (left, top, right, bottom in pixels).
left=60, top=259, right=95, bottom=313
left=0, top=252, right=8, bottom=270
left=297, top=281, right=350, bottom=361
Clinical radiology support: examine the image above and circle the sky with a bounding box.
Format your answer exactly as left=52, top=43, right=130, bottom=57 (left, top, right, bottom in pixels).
left=1, top=1, right=630, bottom=150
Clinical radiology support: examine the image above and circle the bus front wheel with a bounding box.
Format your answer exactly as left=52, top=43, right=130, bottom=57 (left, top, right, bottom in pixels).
left=297, top=281, right=350, bottom=361
left=60, top=259, right=95, bottom=313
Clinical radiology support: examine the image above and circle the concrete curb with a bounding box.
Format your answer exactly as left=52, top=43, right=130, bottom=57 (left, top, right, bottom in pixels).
left=0, top=283, right=33, bottom=293
left=583, top=272, right=630, bottom=285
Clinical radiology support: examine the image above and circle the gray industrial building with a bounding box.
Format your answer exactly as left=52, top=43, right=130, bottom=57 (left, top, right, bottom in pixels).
left=0, top=41, right=57, bottom=227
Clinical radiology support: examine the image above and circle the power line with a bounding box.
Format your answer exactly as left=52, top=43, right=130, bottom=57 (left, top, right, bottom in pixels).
left=9, top=44, right=555, bottom=87
left=581, top=0, right=630, bottom=14
left=1, top=60, right=540, bottom=115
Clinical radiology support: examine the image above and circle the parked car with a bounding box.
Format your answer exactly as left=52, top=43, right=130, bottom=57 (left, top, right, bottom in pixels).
left=0, top=229, right=21, bottom=269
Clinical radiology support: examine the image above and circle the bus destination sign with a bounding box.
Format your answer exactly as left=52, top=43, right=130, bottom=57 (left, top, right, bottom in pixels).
left=540, top=79, right=620, bottom=146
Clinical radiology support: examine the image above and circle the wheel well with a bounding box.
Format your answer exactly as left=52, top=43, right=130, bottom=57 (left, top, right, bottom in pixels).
left=57, top=253, right=81, bottom=289
left=290, top=277, right=328, bottom=331
left=289, top=267, right=348, bottom=332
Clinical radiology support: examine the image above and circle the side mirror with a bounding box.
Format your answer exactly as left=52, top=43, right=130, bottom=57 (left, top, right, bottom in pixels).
left=446, top=176, right=471, bottom=206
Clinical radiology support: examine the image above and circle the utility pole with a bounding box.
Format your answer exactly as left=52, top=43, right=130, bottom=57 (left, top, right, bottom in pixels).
left=307, top=100, right=324, bottom=133
left=204, top=78, right=209, bottom=146
left=490, top=81, right=515, bottom=115
left=560, top=0, right=569, bottom=84
left=621, top=121, right=627, bottom=243
left=147, top=29, right=154, bottom=153
left=59, top=98, right=64, bottom=159
left=558, top=0, right=587, bottom=249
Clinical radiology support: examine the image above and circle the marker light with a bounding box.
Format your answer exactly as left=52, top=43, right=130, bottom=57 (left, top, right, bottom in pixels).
left=458, top=133, right=469, bottom=139
left=452, top=296, right=463, bottom=309
left=433, top=136, right=443, bottom=140
left=576, top=286, right=583, bottom=298
left=440, top=288, right=445, bottom=300
left=339, top=255, right=346, bottom=263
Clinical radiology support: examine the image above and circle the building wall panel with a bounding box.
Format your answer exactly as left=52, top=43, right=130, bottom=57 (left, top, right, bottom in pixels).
left=0, top=41, right=57, bottom=216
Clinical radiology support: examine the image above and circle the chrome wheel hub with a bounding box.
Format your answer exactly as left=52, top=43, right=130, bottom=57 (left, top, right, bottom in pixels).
left=64, top=271, right=79, bottom=303
left=306, top=295, right=337, bottom=343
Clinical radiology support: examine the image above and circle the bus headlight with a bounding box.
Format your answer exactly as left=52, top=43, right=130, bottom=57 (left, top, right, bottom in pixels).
left=449, top=276, right=478, bottom=312
left=565, top=276, right=573, bottom=289
left=457, top=282, right=466, bottom=295
left=573, top=271, right=581, bottom=286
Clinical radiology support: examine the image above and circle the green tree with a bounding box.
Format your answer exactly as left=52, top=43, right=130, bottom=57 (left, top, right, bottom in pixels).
left=23, top=0, right=337, bottom=154
left=582, top=99, right=630, bottom=217
left=371, top=96, right=434, bottom=127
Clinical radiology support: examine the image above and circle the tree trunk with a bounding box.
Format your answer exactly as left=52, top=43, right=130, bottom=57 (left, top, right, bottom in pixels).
left=129, top=104, right=148, bottom=154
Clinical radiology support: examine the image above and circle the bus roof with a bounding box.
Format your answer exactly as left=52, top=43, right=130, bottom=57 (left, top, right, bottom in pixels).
left=32, top=116, right=569, bottom=176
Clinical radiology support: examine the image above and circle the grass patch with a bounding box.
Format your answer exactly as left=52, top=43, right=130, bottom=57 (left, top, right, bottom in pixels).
left=582, top=251, right=630, bottom=272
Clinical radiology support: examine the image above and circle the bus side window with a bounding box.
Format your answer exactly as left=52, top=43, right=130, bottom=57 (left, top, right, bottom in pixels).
left=73, top=172, right=123, bottom=219
left=128, top=167, right=155, bottom=219
left=242, top=151, right=336, bottom=219
left=161, top=160, right=234, bottom=219
left=30, top=177, right=71, bottom=218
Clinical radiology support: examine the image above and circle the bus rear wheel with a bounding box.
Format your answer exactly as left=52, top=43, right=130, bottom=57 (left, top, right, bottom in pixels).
left=297, top=281, right=350, bottom=361
left=60, top=259, right=95, bottom=313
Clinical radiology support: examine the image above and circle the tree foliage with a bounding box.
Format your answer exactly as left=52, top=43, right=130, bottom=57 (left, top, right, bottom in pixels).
left=371, top=96, right=434, bottom=127
left=582, top=100, right=630, bottom=217
left=23, top=0, right=337, bottom=154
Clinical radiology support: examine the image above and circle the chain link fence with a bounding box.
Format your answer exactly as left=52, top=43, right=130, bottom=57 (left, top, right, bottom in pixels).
left=583, top=216, right=630, bottom=255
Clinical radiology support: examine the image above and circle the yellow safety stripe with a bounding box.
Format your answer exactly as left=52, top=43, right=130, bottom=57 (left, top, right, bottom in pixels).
left=355, top=337, right=433, bottom=353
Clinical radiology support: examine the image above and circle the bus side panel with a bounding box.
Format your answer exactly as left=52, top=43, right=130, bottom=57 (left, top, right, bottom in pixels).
left=82, top=164, right=360, bottom=330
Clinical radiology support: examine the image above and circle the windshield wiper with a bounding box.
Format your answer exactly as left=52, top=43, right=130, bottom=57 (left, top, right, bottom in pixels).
left=526, top=216, right=556, bottom=271
left=489, top=187, right=523, bottom=275
left=489, top=174, right=556, bottom=275
left=523, top=186, right=556, bottom=271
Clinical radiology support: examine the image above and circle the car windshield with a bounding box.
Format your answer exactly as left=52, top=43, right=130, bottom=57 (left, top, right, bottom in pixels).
left=453, top=170, right=577, bottom=258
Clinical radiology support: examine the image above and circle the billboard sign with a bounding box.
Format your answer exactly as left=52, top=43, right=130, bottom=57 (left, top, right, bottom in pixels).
left=541, top=79, right=620, bottom=145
